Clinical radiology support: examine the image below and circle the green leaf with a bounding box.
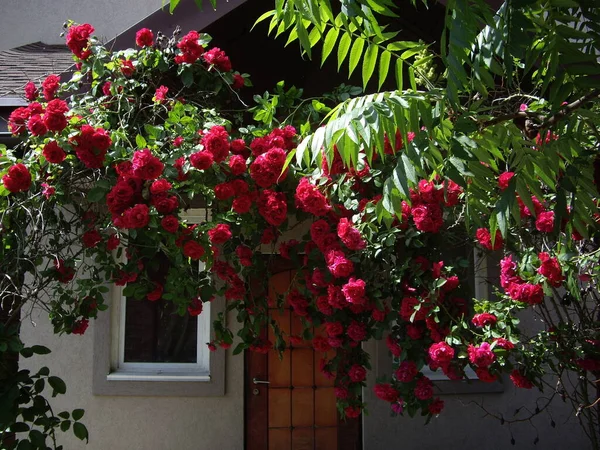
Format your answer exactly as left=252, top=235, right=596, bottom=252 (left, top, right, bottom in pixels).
left=48, top=376, right=66, bottom=396
left=135, top=134, right=147, bottom=148
left=321, top=27, right=339, bottom=66
left=87, top=186, right=107, bottom=203
left=296, top=17, right=312, bottom=58
left=29, top=430, right=46, bottom=447
left=337, top=33, right=352, bottom=70
left=72, top=409, right=85, bottom=421
left=349, top=38, right=365, bottom=77
left=362, top=44, right=378, bottom=90
left=395, top=58, right=403, bottom=89
left=378, top=50, right=391, bottom=90
left=61, top=420, right=71, bottom=432
left=73, top=422, right=89, bottom=442
left=169, top=0, right=181, bottom=14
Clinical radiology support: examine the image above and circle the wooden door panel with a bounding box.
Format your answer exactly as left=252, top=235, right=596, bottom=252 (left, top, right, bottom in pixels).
left=245, top=265, right=362, bottom=450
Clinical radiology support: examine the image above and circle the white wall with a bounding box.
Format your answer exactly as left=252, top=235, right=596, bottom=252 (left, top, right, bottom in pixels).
left=20, top=308, right=244, bottom=450
left=0, top=0, right=163, bottom=50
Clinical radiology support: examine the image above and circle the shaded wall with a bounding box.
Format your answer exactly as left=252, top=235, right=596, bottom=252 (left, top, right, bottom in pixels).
left=20, top=309, right=243, bottom=450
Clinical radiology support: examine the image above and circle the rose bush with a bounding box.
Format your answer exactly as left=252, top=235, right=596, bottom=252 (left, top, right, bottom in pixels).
left=1, top=17, right=599, bottom=448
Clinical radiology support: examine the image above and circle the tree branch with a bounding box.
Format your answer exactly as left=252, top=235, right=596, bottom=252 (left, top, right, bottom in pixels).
left=480, top=89, right=600, bottom=130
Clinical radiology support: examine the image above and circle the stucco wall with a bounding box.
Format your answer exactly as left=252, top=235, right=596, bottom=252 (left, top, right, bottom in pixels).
left=0, top=0, right=163, bottom=50
left=20, top=307, right=244, bottom=450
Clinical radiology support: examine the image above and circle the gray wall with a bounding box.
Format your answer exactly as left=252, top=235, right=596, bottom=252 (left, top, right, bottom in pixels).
left=363, top=339, right=591, bottom=450
left=20, top=308, right=244, bottom=450
left=0, top=0, right=163, bottom=50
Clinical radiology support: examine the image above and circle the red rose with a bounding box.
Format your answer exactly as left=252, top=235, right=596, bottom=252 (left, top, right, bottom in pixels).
left=414, top=376, right=433, bottom=400
left=428, top=398, right=444, bottom=415
left=150, top=179, right=172, bottom=195
left=8, top=107, right=30, bottom=135
left=151, top=194, right=179, bottom=214
left=535, top=211, right=554, bottom=232
left=183, top=240, right=205, bottom=260
left=345, top=406, right=361, bottom=419
left=132, top=149, right=164, bottom=180
left=498, top=172, right=514, bottom=190
left=325, top=249, right=354, bottom=278
left=135, top=28, right=154, bottom=47
left=54, top=259, right=75, bottom=283
left=106, top=234, right=120, bottom=251
left=120, top=59, right=135, bottom=77
left=418, top=179, right=443, bottom=204
left=295, top=177, right=331, bottom=216
left=172, top=136, right=184, bottom=147
left=510, top=369, right=533, bottom=389
left=42, top=74, right=60, bottom=100
left=374, top=383, right=399, bottom=403
left=337, top=218, right=366, bottom=251
left=386, top=335, right=402, bottom=357
left=154, top=85, right=169, bottom=103
left=123, top=204, right=150, bottom=229
left=161, top=215, right=179, bottom=233
left=72, top=319, right=89, bottom=335
left=444, top=180, right=462, bottom=206
left=233, top=194, right=253, bottom=214
left=201, top=125, right=230, bottom=163
left=43, top=112, right=68, bottom=132
left=190, top=151, right=214, bottom=170
left=346, top=321, right=366, bottom=342
left=2, top=164, right=31, bottom=193
left=43, top=141, right=66, bottom=164
left=27, top=114, right=47, bottom=136
left=342, top=278, right=367, bottom=305
left=471, top=313, right=497, bottom=328
left=250, top=147, right=289, bottom=188
left=102, top=81, right=112, bottom=96
left=537, top=252, right=564, bottom=287
left=428, top=342, right=454, bottom=364
left=66, top=23, right=94, bottom=59
left=312, top=336, right=331, bottom=353
left=235, top=245, right=253, bottom=266
left=214, top=182, right=235, bottom=200
left=203, top=47, right=232, bottom=72
left=257, top=189, right=287, bottom=226
left=24, top=81, right=38, bottom=101
left=348, top=364, right=367, bottom=382
left=395, top=361, right=418, bottom=382
left=511, top=283, right=544, bottom=305
left=228, top=154, right=247, bottom=176
left=475, top=367, right=497, bottom=383
left=208, top=223, right=232, bottom=244
left=335, top=386, right=349, bottom=399
left=188, top=297, right=203, bottom=316
left=232, top=73, right=245, bottom=89
left=176, top=30, right=204, bottom=64
left=468, top=342, right=495, bottom=367
left=475, top=228, right=503, bottom=250
left=147, top=283, right=163, bottom=301
left=400, top=296, right=430, bottom=322
left=412, top=203, right=443, bottom=233
left=82, top=229, right=102, bottom=248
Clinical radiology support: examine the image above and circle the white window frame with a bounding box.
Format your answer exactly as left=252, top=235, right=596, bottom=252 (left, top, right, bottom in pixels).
left=93, top=208, right=226, bottom=396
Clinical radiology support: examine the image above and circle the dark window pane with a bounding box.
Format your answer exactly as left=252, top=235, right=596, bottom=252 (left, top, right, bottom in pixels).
left=124, top=298, right=198, bottom=363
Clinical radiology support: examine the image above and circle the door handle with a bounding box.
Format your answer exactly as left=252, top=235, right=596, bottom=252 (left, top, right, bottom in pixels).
left=253, top=377, right=270, bottom=385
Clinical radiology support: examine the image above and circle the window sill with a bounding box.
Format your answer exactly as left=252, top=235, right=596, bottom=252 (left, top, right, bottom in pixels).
left=106, top=371, right=211, bottom=382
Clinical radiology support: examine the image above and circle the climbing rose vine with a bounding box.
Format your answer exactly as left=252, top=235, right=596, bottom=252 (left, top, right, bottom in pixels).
left=1, top=22, right=599, bottom=447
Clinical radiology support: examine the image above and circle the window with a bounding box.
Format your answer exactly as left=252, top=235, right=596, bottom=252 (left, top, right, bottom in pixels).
left=93, top=209, right=225, bottom=396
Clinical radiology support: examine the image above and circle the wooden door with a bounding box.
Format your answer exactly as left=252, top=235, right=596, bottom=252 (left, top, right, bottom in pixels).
left=245, top=269, right=362, bottom=450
